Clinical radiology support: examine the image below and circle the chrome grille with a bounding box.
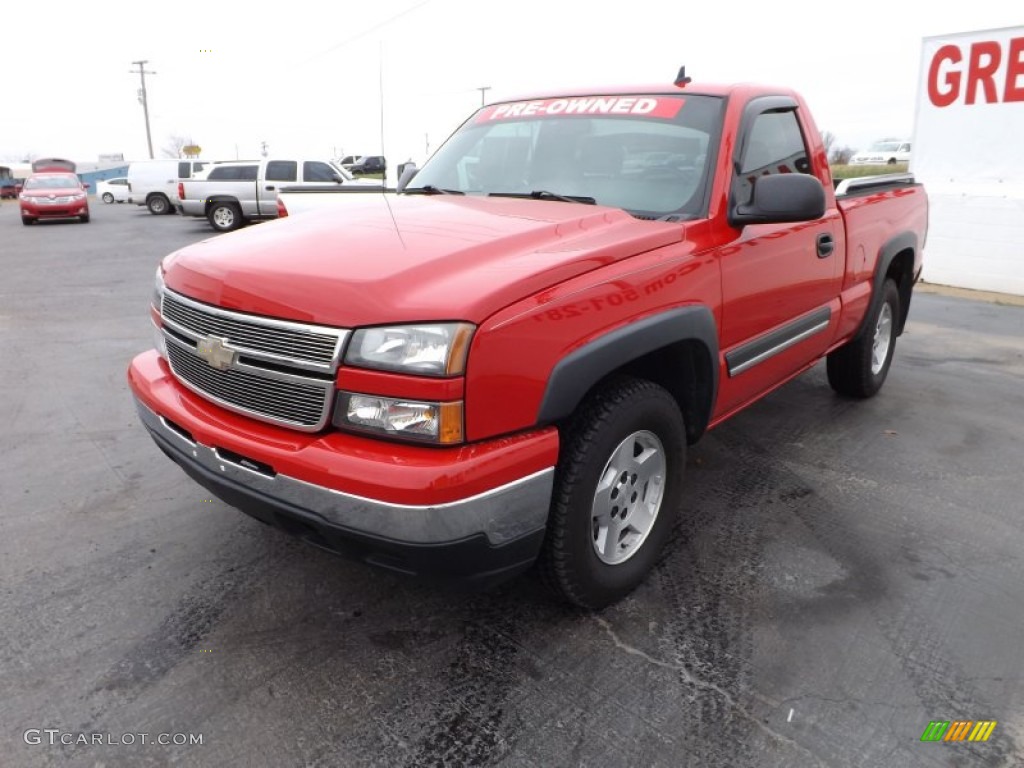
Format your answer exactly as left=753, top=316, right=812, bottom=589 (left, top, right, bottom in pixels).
left=161, top=290, right=345, bottom=372
left=165, top=338, right=332, bottom=430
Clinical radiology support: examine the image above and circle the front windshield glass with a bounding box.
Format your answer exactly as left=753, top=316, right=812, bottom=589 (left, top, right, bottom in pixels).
left=25, top=175, right=79, bottom=189
left=870, top=141, right=901, bottom=152
left=409, top=94, right=724, bottom=219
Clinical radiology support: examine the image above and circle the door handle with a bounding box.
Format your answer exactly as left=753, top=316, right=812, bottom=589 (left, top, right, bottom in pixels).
left=816, top=233, right=834, bottom=258
left=265, top=185, right=275, bottom=191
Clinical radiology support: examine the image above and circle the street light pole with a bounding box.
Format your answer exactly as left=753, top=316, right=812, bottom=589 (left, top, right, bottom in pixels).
left=130, top=60, right=157, bottom=159
left=477, top=86, right=491, bottom=106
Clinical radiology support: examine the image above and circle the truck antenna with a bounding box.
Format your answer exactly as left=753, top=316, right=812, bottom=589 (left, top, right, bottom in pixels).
left=674, top=66, right=692, bottom=88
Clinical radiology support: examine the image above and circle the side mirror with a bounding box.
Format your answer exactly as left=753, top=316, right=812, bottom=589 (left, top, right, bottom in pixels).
left=728, top=173, right=825, bottom=228
left=83, top=183, right=91, bottom=189
left=396, top=164, right=418, bottom=193
left=331, top=173, right=343, bottom=184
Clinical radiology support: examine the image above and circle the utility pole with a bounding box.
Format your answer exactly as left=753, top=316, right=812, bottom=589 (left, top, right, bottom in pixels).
left=477, top=86, right=491, bottom=106
left=260, top=141, right=269, bottom=158
left=130, top=60, right=157, bottom=159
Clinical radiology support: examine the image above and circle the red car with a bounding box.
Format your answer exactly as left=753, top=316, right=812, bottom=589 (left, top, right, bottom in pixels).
left=20, top=173, right=90, bottom=225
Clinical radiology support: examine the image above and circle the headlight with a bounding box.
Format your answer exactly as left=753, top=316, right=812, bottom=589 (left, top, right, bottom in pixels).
left=333, top=392, right=463, bottom=444
left=345, top=323, right=474, bottom=376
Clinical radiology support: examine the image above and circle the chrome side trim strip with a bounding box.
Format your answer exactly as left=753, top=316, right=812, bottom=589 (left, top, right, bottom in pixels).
left=727, top=307, right=832, bottom=376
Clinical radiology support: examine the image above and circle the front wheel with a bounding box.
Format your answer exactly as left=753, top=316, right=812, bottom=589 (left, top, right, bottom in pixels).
left=79, top=213, right=90, bottom=223
left=102, top=192, right=114, bottom=204
left=827, top=278, right=900, bottom=398
left=538, top=376, right=686, bottom=609
left=207, top=202, right=243, bottom=232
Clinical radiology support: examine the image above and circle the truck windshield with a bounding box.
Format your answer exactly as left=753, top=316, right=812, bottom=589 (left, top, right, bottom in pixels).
left=407, top=94, right=724, bottom=220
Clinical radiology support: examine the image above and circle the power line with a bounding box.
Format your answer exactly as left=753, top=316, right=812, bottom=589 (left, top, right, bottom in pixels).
left=130, top=60, right=157, bottom=159
left=298, top=0, right=432, bottom=65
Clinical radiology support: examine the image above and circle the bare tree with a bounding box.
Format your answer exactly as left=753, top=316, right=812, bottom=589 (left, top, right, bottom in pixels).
left=830, top=145, right=855, bottom=165
left=820, top=130, right=836, bottom=158
left=161, top=134, right=191, bottom=159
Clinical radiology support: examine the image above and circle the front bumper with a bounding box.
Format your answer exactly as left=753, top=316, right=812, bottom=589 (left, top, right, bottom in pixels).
left=20, top=200, right=88, bottom=218
left=129, top=351, right=558, bottom=585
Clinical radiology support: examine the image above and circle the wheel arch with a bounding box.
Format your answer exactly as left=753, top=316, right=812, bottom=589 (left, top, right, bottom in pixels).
left=536, top=306, right=718, bottom=445
left=858, top=232, right=917, bottom=340
left=203, top=196, right=242, bottom=214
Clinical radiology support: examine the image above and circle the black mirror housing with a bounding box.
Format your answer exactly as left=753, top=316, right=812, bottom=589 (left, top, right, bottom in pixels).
left=729, top=173, right=825, bottom=228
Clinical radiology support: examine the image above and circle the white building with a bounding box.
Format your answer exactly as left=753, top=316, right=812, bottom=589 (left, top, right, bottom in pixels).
left=912, top=25, right=1024, bottom=296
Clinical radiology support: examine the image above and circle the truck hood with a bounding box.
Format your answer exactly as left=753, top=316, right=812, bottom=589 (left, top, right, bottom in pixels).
left=162, top=195, right=683, bottom=327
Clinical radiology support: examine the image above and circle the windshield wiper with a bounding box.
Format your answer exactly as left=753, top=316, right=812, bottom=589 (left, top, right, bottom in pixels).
left=489, top=190, right=596, bottom=205
left=402, top=185, right=464, bottom=195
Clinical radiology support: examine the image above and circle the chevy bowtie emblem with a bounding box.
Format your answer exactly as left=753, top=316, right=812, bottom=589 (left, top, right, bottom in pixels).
left=196, top=336, right=238, bottom=371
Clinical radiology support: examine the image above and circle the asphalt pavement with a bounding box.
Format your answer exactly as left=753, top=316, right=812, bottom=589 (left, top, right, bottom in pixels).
left=1, top=199, right=1022, bottom=767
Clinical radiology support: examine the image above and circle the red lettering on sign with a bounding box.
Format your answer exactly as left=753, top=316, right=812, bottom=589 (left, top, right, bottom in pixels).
left=927, top=37, right=1024, bottom=106
left=966, top=41, right=1001, bottom=104
left=928, top=44, right=962, bottom=107
left=1006, top=37, right=1024, bottom=102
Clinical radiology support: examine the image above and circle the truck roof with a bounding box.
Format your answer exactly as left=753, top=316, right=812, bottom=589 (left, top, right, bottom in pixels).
left=495, top=81, right=797, bottom=104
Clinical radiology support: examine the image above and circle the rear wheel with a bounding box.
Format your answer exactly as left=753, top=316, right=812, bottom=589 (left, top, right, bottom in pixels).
left=827, top=278, right=900, bottom=398
left=207, top=202, right=242, bottom=232
left=146, top=194, right=170, bottom=215
left=538, top=376, right=686, bottom=609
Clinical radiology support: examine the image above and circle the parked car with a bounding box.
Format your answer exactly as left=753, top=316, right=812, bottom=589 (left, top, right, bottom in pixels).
left=127, top=159, right=213, bottom=215
left=849, top=140, right=912, bottom=166
left=96, top=177, right=130, bottom=204
left=349, top=155, right=386, bottom=175
left=20, top=173, right=90, bottom=225
left=339, top=155, right=363, bottom=170
left=177, top=157, right=381, bottom=232
left=131, top=75, right=928, bottom=609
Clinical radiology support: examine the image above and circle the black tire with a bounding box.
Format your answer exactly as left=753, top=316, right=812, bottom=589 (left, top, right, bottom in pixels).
left=207, top=201, right=243, bottom=232
left=827, top=278, right=900, bottom=398
left=887, top=158, right=897, bottom=165
left=538, top=376, right=686, bottom=609
left=147, top=194, right=170, bottom=215
left=102, top=192, right=114, bottom=204
left=21, top=217, right=34, bottom=226
left=80, top=213, right=90, bottom=223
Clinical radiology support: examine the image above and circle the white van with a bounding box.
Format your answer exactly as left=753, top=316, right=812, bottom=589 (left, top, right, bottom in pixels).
left=127, top=159, right=214, bottom=214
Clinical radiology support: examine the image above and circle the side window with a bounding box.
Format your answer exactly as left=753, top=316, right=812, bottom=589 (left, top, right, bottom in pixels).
left=303, top=161, right=338, bottom=182
left=239, top=165, right=259, bottom=181
left=178, top=161, right=189, bottom=178
left=735, top=109, right=810, bottom=203
left=208, top=166, right=233, bottom=180
left=266, top=161, right=297, bottom=182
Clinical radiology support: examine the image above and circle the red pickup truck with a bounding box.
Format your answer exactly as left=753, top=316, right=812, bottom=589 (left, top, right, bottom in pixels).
left=128, top=75, right=928, bottom=608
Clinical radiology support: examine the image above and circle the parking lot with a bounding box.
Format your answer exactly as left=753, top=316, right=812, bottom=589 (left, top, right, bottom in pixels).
left=2, top=199, right=1023, bottom=767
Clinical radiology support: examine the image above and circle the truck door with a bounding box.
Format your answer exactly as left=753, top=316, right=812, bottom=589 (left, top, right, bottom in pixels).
left=714, top=98, right=845, bottom=417
left=263, top=160, right=297, bottom=214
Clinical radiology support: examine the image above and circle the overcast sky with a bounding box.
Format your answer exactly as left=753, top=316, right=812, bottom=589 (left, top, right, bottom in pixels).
left=3, top=1, right=1020, bottom=170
